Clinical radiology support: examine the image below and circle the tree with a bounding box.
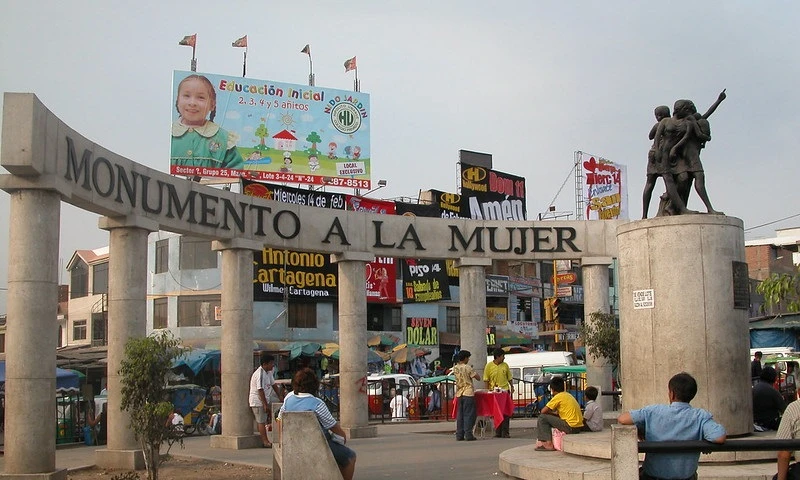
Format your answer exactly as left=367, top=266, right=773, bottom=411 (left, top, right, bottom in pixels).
left=254, top=122, right=269, bottom=151
left=757, top=267, right=800, bottom=313
left=305, top=131, right=322, bottom=155
left=119, top=331, right=184, bottom=480
left=578, top=311, right=620, bottom=370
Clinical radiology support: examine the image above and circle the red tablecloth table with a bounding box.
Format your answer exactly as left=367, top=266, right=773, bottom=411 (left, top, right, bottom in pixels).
left=451, top=391, right=514, bottom=427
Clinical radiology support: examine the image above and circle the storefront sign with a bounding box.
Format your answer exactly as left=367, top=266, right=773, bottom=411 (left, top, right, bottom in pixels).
left=406, top=317, right=438, bottom=346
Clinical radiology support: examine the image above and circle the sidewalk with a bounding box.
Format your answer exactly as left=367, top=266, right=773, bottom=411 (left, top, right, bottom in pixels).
left=0, top=419, right=540, bottom=480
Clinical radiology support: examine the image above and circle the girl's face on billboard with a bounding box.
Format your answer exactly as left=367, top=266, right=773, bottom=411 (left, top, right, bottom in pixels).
left=178, top=78, right=214, bottom=126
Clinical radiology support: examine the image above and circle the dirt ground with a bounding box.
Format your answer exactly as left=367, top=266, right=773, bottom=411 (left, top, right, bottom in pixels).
left=66, top=457, right=271, bottom=479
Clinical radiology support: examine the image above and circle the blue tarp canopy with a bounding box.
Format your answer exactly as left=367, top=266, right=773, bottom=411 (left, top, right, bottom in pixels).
left=0, top=361, right=80, bottom=390
left=171, top=349, right=221, bottom=376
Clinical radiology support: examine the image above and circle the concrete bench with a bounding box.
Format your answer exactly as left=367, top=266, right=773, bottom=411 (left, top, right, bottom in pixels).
left=273, top=410, right=343, bottom=480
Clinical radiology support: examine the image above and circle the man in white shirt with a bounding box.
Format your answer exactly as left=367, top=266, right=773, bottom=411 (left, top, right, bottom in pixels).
left=249, top=352, right=284, bottom=447
left=389, top=388, right=409, bottom=421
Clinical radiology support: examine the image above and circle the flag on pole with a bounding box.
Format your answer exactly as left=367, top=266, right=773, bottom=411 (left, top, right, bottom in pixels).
left=179, top=34, right=196, bottom=47
left=344, top=56, right=357, bottom=72
left=301, top=44, right=311, bottom=55
left=232, top=35, right=248, bottom=48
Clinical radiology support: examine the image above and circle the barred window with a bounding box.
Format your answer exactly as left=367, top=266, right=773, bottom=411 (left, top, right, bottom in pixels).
left=446, top=307, right=460, bottom=333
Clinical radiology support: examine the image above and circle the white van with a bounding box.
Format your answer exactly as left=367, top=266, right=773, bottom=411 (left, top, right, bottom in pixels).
left=485, top=351, right=576, bottom=416
left=486, top=351, right=575, bottom=385
left=751, top=347, right=796, bottom=358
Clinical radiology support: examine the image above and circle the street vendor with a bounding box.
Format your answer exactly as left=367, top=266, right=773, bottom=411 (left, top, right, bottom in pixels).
left=484, top=348, right=514, bottom=438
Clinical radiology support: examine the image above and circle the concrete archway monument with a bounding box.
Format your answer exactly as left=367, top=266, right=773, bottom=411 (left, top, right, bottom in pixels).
left=0, top=92, right=746, bottom=478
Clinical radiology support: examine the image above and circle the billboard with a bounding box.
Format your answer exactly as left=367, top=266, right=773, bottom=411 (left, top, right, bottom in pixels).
left=170, top=70, right=371, bottom=189
left=396, top=201, right=451, bottom=303
left=580, top=153, right=628, bottom=220
left=459, top=165, right=527, bottom=221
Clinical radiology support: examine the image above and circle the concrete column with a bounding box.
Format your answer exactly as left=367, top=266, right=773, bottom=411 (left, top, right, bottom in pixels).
left=611, top=424, right=640, bottom=480
left=617, top=216, right=750, bottom=435
left=455, top=258, right=492, bottom=377
left=332, top=252, right=377, bottom=438
left=582, top=256, right=614, bottom=411
left=2, top=189, right=65, bottom=479
left=211, top=240, right=264, bottom=449
left=96, top=216, right=158, bottom=470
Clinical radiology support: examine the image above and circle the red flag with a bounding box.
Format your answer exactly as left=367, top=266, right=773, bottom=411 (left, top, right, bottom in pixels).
left=179, top=34, right=196, bottom=47
left=301, top=44, right=311, bottom=55
left=344, top=56, right=357, bottom=72
left=232, top=35, right=248, bottom=48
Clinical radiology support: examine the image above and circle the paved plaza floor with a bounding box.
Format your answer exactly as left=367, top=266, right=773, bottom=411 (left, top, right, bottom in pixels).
left=0, top=419, right=540, bottom=479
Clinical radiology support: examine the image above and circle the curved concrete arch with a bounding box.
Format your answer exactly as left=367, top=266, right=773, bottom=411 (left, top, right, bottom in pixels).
left=1, top=93, right=622, bottom=261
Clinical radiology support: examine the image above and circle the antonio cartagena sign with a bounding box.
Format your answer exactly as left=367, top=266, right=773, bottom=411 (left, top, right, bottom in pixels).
left=242, top=178, right=343, bottom=301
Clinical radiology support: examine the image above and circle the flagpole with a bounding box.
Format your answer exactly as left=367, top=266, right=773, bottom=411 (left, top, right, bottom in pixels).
left=308, top=53, right=314, bottom=86
left=191, top=44, right=197, bottom=71
left=354, top=66, right=360, bottom=92
left=242, top=48, right=247, bottom=77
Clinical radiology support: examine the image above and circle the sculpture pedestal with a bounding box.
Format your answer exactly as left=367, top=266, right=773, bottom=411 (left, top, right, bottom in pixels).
left=617, top=215, right=751, bottom=436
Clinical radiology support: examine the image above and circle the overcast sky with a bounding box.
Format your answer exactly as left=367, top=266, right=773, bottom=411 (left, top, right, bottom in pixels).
left=1, top=1, right=799, bottom=313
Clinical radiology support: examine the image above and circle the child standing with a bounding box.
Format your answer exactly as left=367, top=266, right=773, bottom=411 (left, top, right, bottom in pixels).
left=171, top=74, right=244, bottom=171
left=389, top=388, right=409, bottom=422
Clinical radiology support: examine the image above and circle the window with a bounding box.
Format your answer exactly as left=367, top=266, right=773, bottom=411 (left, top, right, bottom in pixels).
left=446, top=307, right=460, bottom=333
left=155, top=239, right=169, bottom=273
left=179, top=237, right=217, bottom=270
left=153, top=297, right=168, bottom=329
left=92, top=312, right=107, bottom=346
left=0, top=333, right=5, bottom=353
left=73, top=320, right=87, bottom=341
left=178, top=295, right=221, bottom=327
left=70, top=263, right=88, bottom=299
left=288, top=302, right=317, bottom=328
left=366, top=304, right=402, bottom=331
left=92, top=262, right=109, bottom=295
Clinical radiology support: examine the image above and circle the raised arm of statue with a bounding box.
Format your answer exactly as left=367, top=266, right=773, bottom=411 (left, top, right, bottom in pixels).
left=701, top=89, right=727, bottom=119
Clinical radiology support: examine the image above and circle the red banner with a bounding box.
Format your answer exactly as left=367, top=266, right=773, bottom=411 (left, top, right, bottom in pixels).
left=346, top=196, right=397, bottom=303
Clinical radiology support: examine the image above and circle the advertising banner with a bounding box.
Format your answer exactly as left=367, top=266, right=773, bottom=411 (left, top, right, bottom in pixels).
left=406, top=317, right=438, bottom=346
left=487, top=307, right=507, bottom=326
left=396, top=201, right=450, bottom=302
left=581, top=153, right=628, bottom=220
left=423, top=190, right=464, bottom=286
left=171, top=70, right=371, bottom=189
left=427, top=189, right=466, bottom=219
left=242, top=179, right=345, bottom=301
left=346, top=196, right=397, bottom=303
left=459, top=165, right=527, bottom=221
left=400, top=259, right=450, bottom=303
